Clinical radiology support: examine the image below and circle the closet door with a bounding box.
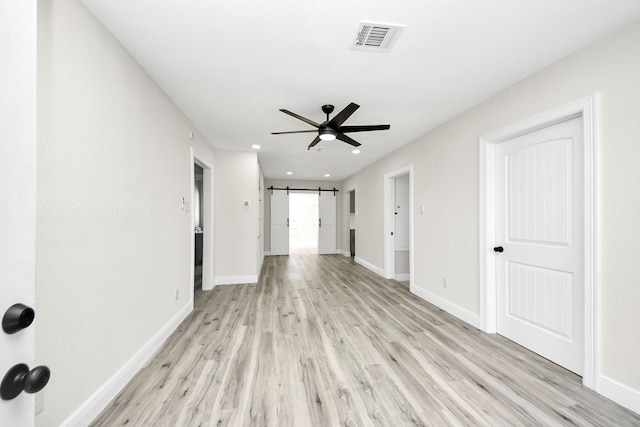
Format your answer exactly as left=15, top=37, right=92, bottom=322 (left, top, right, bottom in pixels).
left=270, top=191, right=289, bottom=255
left=318, top=193, right=336, bottom=254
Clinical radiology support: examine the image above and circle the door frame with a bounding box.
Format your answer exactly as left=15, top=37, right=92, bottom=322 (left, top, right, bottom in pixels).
left=191, top=149, right=214, bottom=294
left=479, top=96, right=597, bottom=389
left=383, top=164, right=414, bottom=283
left=346, top=188, right=356, bottom=257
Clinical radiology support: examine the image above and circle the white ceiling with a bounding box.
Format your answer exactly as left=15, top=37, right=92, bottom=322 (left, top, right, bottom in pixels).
left=82, top=0, right=640, bottom=181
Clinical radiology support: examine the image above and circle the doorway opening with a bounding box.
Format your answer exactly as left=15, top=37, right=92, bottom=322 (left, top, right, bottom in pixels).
left=289, top=193, right=318, bottom=250
left=384, top=165, right=413, bottom=283
left=191, top=151, right=214, bottom=304
left=348, top=190, right=356, bottom=257
left=193, top=163, right=204, bottom=291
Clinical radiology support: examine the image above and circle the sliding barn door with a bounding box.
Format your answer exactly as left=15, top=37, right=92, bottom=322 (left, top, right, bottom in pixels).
left=317, top=193, right=336, bottom=254
left=270, top=191, right=289, bottom=255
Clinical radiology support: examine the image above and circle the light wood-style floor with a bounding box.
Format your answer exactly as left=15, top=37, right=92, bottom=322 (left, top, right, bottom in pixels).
left=92, top=250, right=640, bottom=426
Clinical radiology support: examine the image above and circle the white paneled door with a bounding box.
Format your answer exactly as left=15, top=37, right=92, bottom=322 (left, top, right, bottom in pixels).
left=270, top=191, right=289, bottom=255
left=1, top=1, right=37, bottom=425
left=318, top=193, right=337, bottom=254
left=495, top=116, right=584, bottom=375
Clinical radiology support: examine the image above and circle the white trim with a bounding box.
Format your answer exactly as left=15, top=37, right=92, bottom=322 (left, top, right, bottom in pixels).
left=395, top=273, right=410, bottom=281
left=599, top=376, right=640, bottom=415
left=341, top=250, right=351, bottom=257
left=214, top=275, right=259, bottom=285
left=354, top=256, right=385, bottom=277
left=395, top=246, right=410, bottom=252
left=479, top=95, right=597, bottom=390
left=383, top=165, right=414, bottom=284
left=410, top=284, right=481, bottom=329
left=61, top=303, right=193, bottom=427
left=264, top=251, right=271, bottom=256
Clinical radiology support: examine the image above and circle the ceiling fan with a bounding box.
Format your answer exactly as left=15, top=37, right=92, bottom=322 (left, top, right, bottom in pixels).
left=271, top=102, right=390, bottom=150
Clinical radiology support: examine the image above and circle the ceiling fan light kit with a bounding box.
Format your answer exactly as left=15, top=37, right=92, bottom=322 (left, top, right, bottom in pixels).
left=319, top=128, right=337, bottom=141
left=271, top=102, right=390, bottom=150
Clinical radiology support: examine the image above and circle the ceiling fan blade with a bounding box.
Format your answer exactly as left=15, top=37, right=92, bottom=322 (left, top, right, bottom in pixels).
left=328, top=103, right=360, bottom=128
left=271, top=130, right=318, bottom=135
left=307, top=136, right=322, bottom=149
left=339, top=124, right=390, bottom=133
left=279, top=109, right=320, bottom=128
left=336, top=133, right=361, bottom=147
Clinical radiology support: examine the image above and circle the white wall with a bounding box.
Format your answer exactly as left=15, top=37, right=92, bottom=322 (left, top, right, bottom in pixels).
left=341, top=18, right=640, bottom=406
left=36, top=1, right=215, bottom=425
left=213, top=150, right=259, bottom=284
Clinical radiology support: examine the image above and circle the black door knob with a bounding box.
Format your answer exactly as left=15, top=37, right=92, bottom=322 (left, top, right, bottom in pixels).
left=1, top=364, right=50, bottom=400
left=2, top=303, right=35, bottom=334
left=493, top=246, right=504, bottom=252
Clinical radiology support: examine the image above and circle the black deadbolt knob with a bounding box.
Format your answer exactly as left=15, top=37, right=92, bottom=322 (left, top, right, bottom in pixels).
left=493, top=246, right=504, bottom=252
left=2, top=303, right=35, bottom=334
left=1, top=364, right=50, bottom=400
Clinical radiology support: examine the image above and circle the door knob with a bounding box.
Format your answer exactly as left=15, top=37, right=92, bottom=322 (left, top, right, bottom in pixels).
left=2, top=303, right=35, bottom=334
left=1, top=364, right=50, bottom=400
left=493, top=246, right=504, bottom=252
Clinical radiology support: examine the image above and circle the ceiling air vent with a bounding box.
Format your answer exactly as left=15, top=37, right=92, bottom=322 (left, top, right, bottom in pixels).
left=352, top=22, right=404, bottom=52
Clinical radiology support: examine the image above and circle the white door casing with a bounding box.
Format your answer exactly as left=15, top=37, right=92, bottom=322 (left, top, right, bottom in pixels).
left=479, top=97, right=596, bottom=388
left=383, top=165, right=414, bottom=282
left=270, top=191, right=289, bottom=255
left=318, top=193, right=337, bottom=254
left=1, top=0, right=37, bottom=425
left=496, top=117, right=584, bottom=375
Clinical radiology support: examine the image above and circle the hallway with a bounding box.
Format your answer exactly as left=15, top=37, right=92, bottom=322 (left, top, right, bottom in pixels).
left=92, top=252, right=640, bottom=426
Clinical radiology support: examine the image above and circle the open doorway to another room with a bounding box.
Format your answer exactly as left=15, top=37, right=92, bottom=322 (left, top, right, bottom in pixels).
left=348, top=190, right=356, bottom=257
left=384, top=165, right=413, bottom=284
left=393, top=174, right=410, bottom=282
left=289, top=193, right=319, bottom=252
left=193, top=163, right=204, bottom=291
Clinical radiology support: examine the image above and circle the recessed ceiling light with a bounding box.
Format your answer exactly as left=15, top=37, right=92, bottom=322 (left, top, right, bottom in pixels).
left=352, top=149, right=360, bottom=154
left=252, top=144, right=261, bottom=149
left=286, top=171, right=293, bottom=175
left=324, top=174, right=330, bottom=177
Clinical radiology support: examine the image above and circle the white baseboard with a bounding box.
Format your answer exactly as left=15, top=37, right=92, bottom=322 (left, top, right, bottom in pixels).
left=61, top=302, right=193, bottom=426
left=395, top=273, right=410, bottom=281
left=410, top=284, right=481, bottom=329
left=354, top=256, right=385, bottom=277
left=214, top=275, right=258, bottom=285
left=599, top=375, right=640, bottom=415
left=264, top=251, right=271, bottom=256
left=341, top=250, right=352, bottom=257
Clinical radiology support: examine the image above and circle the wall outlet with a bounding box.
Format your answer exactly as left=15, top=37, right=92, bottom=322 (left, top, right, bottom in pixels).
left=442, top=278, right=448, bottom=288
left=36, top=392, right=44, bottom=414
left=175, top=289, right=179, bottom=301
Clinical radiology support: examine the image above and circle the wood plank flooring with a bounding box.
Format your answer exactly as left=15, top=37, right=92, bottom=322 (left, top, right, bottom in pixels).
left=91, top=250, right=640, bottom=426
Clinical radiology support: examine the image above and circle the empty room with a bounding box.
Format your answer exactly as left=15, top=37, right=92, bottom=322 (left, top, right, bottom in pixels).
left=3, top=0, right=640, bottom=426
